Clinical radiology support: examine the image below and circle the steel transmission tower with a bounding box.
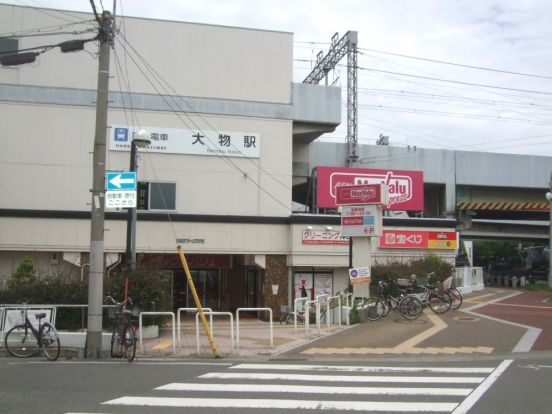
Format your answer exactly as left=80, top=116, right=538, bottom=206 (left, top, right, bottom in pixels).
left=303, top=31, right=358, bottom=166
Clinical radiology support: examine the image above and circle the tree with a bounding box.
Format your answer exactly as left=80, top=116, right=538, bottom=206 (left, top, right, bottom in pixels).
left=8, top=256, right=37, bottom=288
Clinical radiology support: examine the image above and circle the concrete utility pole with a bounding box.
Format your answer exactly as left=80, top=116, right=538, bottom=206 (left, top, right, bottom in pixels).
left=86, top=9, right=114, bottom=358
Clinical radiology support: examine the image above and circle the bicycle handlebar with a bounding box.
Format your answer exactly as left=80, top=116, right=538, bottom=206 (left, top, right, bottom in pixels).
left=103, top=296, right=133, bottom=307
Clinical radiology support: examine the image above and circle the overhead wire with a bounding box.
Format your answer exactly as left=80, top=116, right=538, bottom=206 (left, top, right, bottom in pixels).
left=113, top=32, right=294, bottom=214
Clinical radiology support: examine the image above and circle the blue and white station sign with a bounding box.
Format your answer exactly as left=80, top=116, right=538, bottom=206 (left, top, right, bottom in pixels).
left=105, top=171, right=137, bottom=191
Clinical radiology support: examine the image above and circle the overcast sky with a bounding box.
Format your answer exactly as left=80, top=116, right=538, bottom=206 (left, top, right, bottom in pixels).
left=3, top=0, right=552, bottom=157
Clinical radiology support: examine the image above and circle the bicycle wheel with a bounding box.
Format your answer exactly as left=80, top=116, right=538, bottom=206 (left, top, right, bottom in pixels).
left=110, top=323, right=122, bottom=358
left=123, top=324, right=136, bottom=362
left=399, top=296, right=423, bottom=320
left=381, top=297, right=392, bottom=316
left=364, top=298, right=386, bottom=321
left=448, top=288, right=463, bottom=310
left=41, top=322, right=60, bottom=361
left=4, top=324, right=39, bottom=358
left=428, top=292, right=452, bottom=314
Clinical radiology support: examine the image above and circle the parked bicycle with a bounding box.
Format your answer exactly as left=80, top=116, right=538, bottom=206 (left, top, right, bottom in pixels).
left=364, top=280, right=423, bottom=321
left=409, top=275, right=452, bottom=314
left=439, top=274, right=463, bottom=310
left=104, top=295, right=136, bottom=362
left=279, top=305, right=306, bottom=324
left=4, top=305, right=60, bottom=361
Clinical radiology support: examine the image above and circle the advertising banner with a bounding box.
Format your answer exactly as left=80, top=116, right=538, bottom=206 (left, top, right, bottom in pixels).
left=316, top=166, right=424, bottom=211
left=380, top=230, right=458, bottom=250
left=348, top=267, right=371, bottom=285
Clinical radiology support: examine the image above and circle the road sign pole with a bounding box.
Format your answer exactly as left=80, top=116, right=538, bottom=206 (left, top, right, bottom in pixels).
left=125, top=141, right=138, bottom=269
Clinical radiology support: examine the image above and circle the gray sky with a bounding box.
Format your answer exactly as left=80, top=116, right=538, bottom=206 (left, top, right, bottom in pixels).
left=3, top=0, right=552, bottom=156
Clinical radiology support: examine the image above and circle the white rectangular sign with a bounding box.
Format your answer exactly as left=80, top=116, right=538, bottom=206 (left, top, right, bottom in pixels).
left=348, top=266, right=371, bottom=285
left=340, top=204, right=381, bottom=237
left=105, top=190, right=137, bottom=208
left=109, top=125, right=260, bottom=158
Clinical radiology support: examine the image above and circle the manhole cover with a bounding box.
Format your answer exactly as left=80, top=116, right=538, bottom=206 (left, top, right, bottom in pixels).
left=453, top=316, right=480, bottom=322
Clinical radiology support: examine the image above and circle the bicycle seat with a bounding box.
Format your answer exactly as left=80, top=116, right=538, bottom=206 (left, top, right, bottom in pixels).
left=34, top=312, right=47, bottom=320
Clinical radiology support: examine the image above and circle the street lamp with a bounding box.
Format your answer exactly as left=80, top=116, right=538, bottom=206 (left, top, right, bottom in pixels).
left=546, top=191, right=552, bottom=288
left=125, top=130, right=150, bottom=269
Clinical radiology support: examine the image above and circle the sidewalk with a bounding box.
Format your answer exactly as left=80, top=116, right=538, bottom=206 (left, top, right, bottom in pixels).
left=138, top=287, right=552, bottom=360
left=139, top=317, right=350, bottom=359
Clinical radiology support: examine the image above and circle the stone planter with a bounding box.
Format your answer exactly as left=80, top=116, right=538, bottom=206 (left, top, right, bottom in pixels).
left=138, top=325, right=159, bottom=339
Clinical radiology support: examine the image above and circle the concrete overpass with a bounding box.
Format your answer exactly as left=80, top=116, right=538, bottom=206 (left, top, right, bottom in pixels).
left=295, top=141, right=551, bottom=241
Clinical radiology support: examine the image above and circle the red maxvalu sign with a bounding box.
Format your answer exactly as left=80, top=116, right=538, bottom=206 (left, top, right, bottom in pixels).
left=380, top=230, right=458, bottom=250
left=335, top=183, right=386, bottom=206
left=316, top=166, right=424, bottom=211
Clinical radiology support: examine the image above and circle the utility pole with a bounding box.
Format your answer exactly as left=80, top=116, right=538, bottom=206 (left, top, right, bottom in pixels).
left=86, top=8, right=114, bottom=358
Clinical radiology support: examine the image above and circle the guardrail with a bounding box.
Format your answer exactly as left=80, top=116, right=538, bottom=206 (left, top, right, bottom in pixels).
left=139, top=311, right=175, bottom=354
left=293, top=297, right=308, bottom=332
left=304, top=299, right=320, bottom=339
left=454, top=267, right=485, bottom=294
left=176, top=307, right=212, bottom=347
left=235, top=307, right=273, bottom=349
left=195, top=311, right=234, bottom=354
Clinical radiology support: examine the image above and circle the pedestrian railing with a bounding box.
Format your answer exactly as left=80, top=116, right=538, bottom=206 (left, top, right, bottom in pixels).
left=138, top=311, right=175, bottom=354
left=176, top=307, right=212, bottom=347
left=235, top=307, right=273, bottom=349
left=195, top=311, right=234, bottom=354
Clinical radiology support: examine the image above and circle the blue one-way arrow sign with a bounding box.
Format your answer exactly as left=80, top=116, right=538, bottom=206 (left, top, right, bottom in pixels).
left=106, top=171, right=137, bottom=191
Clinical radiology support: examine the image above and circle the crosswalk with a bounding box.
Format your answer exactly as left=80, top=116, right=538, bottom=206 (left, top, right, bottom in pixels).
left=82, top=360, right=513, bottom=413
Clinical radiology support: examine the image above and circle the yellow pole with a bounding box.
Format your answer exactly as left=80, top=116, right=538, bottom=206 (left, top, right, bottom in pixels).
left=177, top=246, right=219, bottom=358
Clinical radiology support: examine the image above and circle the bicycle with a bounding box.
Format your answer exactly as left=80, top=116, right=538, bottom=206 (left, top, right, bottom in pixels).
left=438, top=274, right=463, bottom=310
left=104, top=295, right=136, bottom=362
left=4, top=305, right=60, bottom=361
left=364, top=281, right=423, bottom=321
left=410, top=275, right=452, bottom=314
left=279, top=305, right=306, bottom=324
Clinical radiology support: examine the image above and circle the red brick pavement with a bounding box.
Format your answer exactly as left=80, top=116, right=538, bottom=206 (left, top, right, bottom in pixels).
left=475, top=290, right=552, bottom=351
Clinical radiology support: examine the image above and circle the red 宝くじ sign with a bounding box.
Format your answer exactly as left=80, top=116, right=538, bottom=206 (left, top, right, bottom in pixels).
left=316, top=166, right=424, bottom=211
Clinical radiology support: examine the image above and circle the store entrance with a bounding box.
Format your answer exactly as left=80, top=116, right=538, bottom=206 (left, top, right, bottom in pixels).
left=174, top=269, right=220, bottom=311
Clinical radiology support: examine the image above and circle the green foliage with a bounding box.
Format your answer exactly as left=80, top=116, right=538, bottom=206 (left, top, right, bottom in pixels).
left=8, top=256, right=37, bottom=288
left=104, top=265, right=172, bottom=325
left=349, top=300, right=360, bottom=325
left=370, top=254, right=454, bottom=293
left=0, top=269, right=87, bottom=330
left=1, top=257, right=172, bottom=330
left=473, top=240, right=525, bottom=268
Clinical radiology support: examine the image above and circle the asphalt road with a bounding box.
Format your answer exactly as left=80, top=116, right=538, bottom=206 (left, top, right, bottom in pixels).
left=1, top=354, right=552, bottom=414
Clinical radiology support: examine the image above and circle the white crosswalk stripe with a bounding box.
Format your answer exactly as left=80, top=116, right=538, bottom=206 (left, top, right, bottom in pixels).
left=98, top=360, right=513, bottom=413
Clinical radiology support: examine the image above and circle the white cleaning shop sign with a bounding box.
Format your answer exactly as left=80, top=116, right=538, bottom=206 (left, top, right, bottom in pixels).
left=109, top=125, right=260, bottom=158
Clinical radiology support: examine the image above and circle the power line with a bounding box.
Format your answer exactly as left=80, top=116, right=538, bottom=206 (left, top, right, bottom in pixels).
left=113, top=33, right=293, bottom=214
left=358, top=47, right=552, bottom=80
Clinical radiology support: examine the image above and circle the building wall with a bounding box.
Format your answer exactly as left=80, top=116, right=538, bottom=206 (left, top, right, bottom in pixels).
left=0, top=5, right=293, bottom=103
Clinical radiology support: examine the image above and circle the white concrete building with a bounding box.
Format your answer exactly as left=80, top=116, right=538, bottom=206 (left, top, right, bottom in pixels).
left=0, top=4, right=457, bottom=314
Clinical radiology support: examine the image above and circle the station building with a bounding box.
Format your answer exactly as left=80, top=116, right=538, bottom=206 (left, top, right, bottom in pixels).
left=1, top=4, right=476, bottom=315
